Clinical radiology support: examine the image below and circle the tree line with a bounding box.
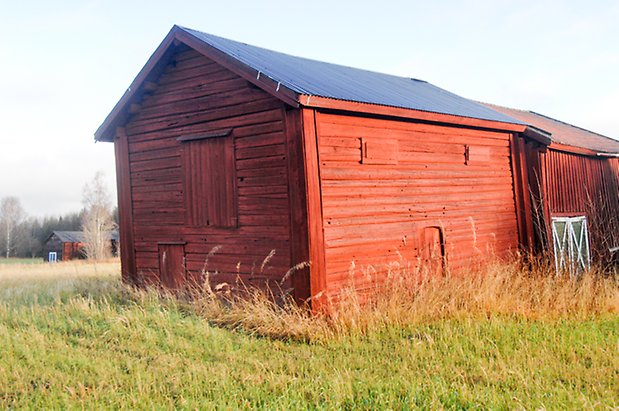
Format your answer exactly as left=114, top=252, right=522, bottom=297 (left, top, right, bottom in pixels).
left=0, top=172, right=118, bottom=259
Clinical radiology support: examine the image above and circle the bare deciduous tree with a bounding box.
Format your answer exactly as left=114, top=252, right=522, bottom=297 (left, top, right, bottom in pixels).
left=81, top=172, right=116, bottom=260
left=0, top=196, right=26, bottom=258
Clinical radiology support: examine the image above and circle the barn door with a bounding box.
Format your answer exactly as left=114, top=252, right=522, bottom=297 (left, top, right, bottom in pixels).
left=158, top=243, right=186, bottom=289
left=420, top=227, right=445, bottom=276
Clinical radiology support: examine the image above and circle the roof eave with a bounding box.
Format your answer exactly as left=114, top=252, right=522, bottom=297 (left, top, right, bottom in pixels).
left=94, top=25, right=300, bottom=142
left=523, top=126, right=552, bottom=146
left=299, top=95, right=528, bottom=133
left=94, top=28, right=179, bottom=142
left=597, top=152, right=619, bottom=157
left=548, top=142, right=616, bottom=157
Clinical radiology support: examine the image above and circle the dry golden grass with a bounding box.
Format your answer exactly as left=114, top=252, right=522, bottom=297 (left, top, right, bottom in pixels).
left=0, top=259, right=119, bottom=281
left=0, top=259, right=120, bottom=303
left=188, top=257, right=619, bottom=342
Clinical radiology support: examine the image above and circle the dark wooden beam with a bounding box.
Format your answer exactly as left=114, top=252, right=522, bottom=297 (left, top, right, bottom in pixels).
left=114, top=127, right=137, bottom=284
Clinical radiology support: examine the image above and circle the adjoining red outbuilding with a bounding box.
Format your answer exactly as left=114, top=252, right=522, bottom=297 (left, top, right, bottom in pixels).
left=483, top=103, right=619, bottom=271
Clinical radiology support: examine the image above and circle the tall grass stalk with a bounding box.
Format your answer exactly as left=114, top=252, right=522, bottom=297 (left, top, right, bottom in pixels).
left=188, top=258, right=618, bottom=342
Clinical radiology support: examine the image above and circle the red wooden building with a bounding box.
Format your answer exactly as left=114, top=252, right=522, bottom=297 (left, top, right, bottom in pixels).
left=42, top=230, right=120, bottom=262
left=43, top=231, right=86, bottom=262
left=95, top=26, right=617, bottom=302
left=483, top=104, right=619, bottom=270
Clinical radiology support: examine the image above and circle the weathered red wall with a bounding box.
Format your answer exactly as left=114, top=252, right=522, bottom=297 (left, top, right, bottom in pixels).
left=61, top=242, right=84, bottom=261
left=313, top=111, right=520, bottom=294
left=122, top=48, right=293, bottom=288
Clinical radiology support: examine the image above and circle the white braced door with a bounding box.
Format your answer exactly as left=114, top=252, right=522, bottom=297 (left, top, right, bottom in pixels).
left=551, top=216, right=590, bottom=276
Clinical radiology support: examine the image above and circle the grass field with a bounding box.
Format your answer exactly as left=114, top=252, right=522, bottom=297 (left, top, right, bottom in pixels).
left=0, top=257, right=43, bottom=265
left=0, top=260, right=617, bottom=409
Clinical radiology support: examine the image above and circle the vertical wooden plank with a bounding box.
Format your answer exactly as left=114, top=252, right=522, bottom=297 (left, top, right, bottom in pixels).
left=158, top=243, right=186, bottom=289
left=62, top=243, right=70, bottom=261
left=301, top=108, right=327, bottom=309
left=517, top=137, right=535, bottom=248
left=224, top=135, right=238, bottom=227
left=284, top=108, right=311, bottom=303
left=509, top=134, right=527, bottom=248
left=539, top=150, right=553, bottom=252
left=114, top=127, right=137, bottom=284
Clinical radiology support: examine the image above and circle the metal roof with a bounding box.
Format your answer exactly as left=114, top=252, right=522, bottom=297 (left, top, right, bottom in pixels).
left=51, top=231, right=119, bottom=243
left=482, top=103, right=619, bottom=154
left=179, top=26, right=524, bottom=126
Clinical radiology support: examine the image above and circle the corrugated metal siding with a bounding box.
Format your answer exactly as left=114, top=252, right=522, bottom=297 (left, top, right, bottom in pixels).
left=543, top=150, right=619, bottom=257
left=544, top=150, right=619, bottom=214
left=180, top=27, right=524, bottom=125
left=315, top=112, right=519, bottom=294
left=124, top=48, right=293, bottom=287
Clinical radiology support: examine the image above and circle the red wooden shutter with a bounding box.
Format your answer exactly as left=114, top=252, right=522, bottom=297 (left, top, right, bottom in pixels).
left=182, top=131, right=238, bottom=228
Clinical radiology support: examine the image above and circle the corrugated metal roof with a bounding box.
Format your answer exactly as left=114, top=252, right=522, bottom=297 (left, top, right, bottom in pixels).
left=52, top=230, right=119, bottom=243
left=179, top=26, right=524, bottom=126
left=52, top=231, right=84, bottom=243
left=482, top=103, right=619, bottom=153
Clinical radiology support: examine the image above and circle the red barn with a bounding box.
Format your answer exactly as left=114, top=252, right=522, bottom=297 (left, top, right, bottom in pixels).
left=43, top=230, right=120, bottom=262
left=43, top=231, right=86, bottom=262
left=96, top=25, right=590, bottom=302
left=483, top=104, right=619, bottom=271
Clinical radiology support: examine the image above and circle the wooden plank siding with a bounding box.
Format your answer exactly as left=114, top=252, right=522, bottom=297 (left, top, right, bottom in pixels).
left=313, top=111, right=520, bottom=294
left=123, top=49, right=293, bottom=288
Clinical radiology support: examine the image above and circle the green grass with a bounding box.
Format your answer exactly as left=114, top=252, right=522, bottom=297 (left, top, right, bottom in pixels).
left=0, top=262, right=617, bottom=409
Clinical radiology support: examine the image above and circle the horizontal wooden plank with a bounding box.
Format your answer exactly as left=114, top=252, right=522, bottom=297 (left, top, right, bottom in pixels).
left=130, top=156, right=180, bottom=172
left=177, top=129, right=232, bottom=142
left=136, top=87, right=268, bottom=122
left=127, top=108, right=284, bottom=144
left=317, top=111, right=513, bottom=139
left=127, top=97, right=281, bottom=135
left=139, top=78, right=249, bottom=109
left=236, top=143, right=286, bottom=160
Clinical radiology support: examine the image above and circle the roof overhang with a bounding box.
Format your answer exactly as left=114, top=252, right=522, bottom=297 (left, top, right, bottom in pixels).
left=522, top=126, right=552, bottom=146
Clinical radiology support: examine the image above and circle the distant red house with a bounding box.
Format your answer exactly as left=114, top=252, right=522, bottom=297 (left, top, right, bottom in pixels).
left=43, top=231, right=119, bottom=262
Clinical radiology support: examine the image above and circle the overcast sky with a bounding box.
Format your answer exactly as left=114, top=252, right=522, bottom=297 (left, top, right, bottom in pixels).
left=1, top=0, right=618, bottom=217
